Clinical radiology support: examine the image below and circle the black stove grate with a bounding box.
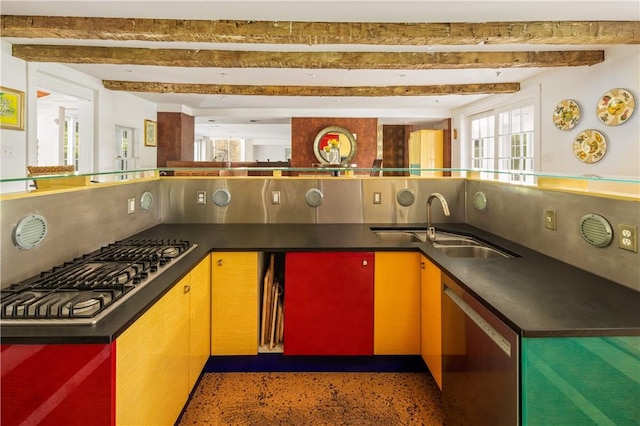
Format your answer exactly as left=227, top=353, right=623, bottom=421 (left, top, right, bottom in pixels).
left=0, top=239, right=193, bottom=322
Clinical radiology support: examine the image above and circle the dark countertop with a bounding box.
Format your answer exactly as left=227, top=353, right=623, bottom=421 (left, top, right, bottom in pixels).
left=2, top=223, right=639, bottom=344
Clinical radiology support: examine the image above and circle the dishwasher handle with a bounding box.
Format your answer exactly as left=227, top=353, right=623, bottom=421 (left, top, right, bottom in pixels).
left=444, top=286, right=512, bottom=357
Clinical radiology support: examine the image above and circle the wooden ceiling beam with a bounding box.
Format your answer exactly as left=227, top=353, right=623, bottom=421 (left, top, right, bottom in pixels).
left=102, top=81, right=520, bottom=96
left=2, top=16, right=638, bottom=45
left=12, top=45, right=604, bottom=69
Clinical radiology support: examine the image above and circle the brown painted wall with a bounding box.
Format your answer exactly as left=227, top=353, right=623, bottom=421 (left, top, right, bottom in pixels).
left=290, top=117, right=378, bottom=169
left=382, top=125, right=412, bottom=176
left=157, top=112, right=194, bottom=167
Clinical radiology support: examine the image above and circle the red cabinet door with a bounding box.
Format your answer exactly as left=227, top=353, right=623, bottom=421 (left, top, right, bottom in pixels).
left=284, top=252, right=374, bottom=355
left=1, top=343, right=115, bottom=426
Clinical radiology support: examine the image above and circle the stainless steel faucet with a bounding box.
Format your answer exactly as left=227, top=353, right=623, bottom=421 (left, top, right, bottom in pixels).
left=427, top=193, right=450, bottom=242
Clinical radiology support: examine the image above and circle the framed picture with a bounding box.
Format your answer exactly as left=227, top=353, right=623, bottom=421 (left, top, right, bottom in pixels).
left=0, top=86, right=25, bottom=131
left=144, top=119, right=157, bottom=147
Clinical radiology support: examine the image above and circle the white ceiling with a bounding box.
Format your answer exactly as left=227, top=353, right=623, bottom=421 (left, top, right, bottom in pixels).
left=2, top=0, right=639, bottom=140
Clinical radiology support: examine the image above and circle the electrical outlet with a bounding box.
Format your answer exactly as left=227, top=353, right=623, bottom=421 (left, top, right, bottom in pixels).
left=618, top=224, right=638, bottom=253
left=544, top=209, right=556, bottom=230
left=272, top=191, right=281, bottom=204
left=373, top=192, right=382, bottom=204
left=127, top=198, right=136, bottom=214
left=196, top=191, right=206, bottom=205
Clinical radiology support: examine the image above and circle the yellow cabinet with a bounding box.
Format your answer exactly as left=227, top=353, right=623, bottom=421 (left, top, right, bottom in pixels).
left=211, top=252, right=259, bottom=355
left=374, top=252, right=421, bottom=354
left=116, top=275, right=190, bottom=425
left=116, top=255, right=212, bottom=425
left=420, top=255, right=442, bottom=389
left=409, top=129, right=443, bottom=176
left=189, top=254, right=211, bottom=390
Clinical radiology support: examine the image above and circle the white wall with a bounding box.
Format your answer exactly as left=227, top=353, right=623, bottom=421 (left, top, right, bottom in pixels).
left=0, top=42, right=158, bottom=192
left=0, top=41, right=28, bottom=193
left=253, top=139, right=290, bottom=162
left=452, top=45, right=640, bottom=178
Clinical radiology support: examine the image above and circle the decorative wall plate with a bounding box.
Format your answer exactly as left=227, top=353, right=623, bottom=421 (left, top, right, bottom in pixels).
left=597, top=88, right=635, bottom=126
left=573, top=130, right=607, bottom=164
left=553, top=99, right=581, bottom=130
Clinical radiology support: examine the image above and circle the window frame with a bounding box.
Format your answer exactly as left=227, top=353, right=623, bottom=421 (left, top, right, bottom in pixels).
left=462, top=93, right=540, bottom=183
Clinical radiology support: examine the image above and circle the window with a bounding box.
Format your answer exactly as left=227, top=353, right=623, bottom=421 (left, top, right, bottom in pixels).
left=194, top=138, right=245, bottom=162
left=498, top=105, right=534, bottom=182
left=468, top=102, right=535, bottom=183
left=63, top=117, right=79, bottom=170
left=470, top=113, right=495, bottom=170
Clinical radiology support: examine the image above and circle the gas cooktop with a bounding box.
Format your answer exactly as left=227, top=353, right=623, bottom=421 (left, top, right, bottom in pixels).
left=0, top=239, right=196, bottom=325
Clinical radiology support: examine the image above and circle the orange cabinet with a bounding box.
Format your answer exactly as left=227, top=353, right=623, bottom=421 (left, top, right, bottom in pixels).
left=374, top=252, right=421, bottom=354
left=420, top=255, right=442, bottom=389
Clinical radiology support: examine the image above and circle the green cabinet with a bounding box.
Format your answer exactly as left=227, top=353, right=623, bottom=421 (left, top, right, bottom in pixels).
left=521, top=336, right=640, bottom=425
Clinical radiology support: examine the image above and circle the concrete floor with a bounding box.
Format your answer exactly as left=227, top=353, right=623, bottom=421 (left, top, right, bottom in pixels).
left=178, top=372, right=444, bottom=425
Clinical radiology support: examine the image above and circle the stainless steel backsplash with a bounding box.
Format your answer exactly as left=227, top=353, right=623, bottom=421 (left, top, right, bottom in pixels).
left=465, top=180, right=640, bottom=291
left=2, top=177, right=638, bottom=291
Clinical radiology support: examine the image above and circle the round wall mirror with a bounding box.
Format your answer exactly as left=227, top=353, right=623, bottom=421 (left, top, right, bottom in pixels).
left=312, top=126, right=357, bottom=164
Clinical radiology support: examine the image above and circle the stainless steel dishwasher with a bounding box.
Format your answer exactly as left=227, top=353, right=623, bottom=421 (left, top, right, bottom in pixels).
left=441, top=274, right=519, bottom=425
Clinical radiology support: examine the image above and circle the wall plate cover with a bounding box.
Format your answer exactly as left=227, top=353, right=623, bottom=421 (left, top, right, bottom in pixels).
left=618, top=224, right=638, bottom=253
left=544, top=209, right=556, bottom=230
left=128, top=198, right=136, bottom=214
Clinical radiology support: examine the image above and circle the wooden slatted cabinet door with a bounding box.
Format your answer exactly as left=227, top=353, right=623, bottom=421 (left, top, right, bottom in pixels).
left=374, top=251, right=421, bottom=355
left=211, top=252, right=259, bottom=355
left=189, top=255, right=211, bottom=389
left=421, top=255, right=442, bottom=389
left=116, top=275, right=190, bottom=425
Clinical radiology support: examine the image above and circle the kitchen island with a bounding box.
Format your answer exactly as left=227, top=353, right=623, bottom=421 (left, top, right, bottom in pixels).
left=2, top=223, right=639, bottom=425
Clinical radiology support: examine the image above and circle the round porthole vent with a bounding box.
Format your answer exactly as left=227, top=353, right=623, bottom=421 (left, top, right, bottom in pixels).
left=14, top=214, right=48, bottom=250
left=396, top=189, right=415, bottom=207
left=579, top=214, right=613, bottom=248
left=473, top=191, right=488, bottom=211
left=305, top=188, right=323, bottom=207
left=212, top=189, right=231, bottom=207
left=140, top=191, right=154, bottom=212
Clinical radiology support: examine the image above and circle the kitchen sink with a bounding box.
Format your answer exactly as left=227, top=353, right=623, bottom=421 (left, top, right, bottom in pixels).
left=433, top=245, right=512, bottom=258
left=431, top=232, right=515, bottom=258
left=371, top=228, right=515, bottom=258
left=373, top=230, right=427, bottom=242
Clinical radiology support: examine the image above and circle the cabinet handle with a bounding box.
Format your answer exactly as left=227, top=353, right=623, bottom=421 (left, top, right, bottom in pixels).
left=362, top=260, right=368, bottom=266
left=184, top=285, right=191, bottom=293
left=217, top=259, right=223, bottom=266
left=420, top=262, right=425, bottom=269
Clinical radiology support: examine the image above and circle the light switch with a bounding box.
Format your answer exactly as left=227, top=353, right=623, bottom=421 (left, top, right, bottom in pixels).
left=373, top=192, right=382, bottom=204
left=128, top=198, right=136, bottom=214
left=544, top=209, right=556, bottom=230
